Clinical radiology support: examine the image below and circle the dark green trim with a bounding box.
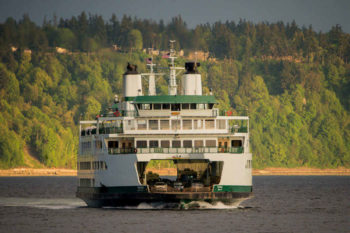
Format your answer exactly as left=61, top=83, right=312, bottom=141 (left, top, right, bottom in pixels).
left=78, top=185, right=148, bottom=194
left=134, top=95, right=217, bottom=104
left=213, top=185, right=252, bottom=193
left=124, top=96, right=136, bottom=101
left=105, top=186, right=147, bottom=193
left=79, top=185, right=252, bottom=194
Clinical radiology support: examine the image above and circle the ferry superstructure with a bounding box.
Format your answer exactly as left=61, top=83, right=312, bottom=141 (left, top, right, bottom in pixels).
left=76, top=47, right=252, bottom=207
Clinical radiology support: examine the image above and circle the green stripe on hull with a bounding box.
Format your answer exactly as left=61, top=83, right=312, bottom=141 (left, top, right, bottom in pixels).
left=78, top=185, right=252, bottom=194
left=213, top=185, right=252, bottom=193
left=78, top=186, right=148, bottom=193
left=106, top=186, right=148, bottom=193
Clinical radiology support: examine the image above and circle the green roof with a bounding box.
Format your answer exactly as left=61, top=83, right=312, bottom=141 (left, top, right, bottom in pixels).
left=134, top=95, right=217, bottom=104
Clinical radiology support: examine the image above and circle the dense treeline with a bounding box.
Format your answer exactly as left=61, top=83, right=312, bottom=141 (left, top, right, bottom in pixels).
left=0, top=14, right=349, bottom=168
left=1, top=13, right=350, bottom=63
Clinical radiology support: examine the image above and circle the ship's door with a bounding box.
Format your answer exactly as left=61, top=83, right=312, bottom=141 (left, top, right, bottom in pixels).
left=218, top=138, right=229, bottom=152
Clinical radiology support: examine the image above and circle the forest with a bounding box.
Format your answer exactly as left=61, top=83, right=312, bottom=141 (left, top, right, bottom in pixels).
left=0, top=13, right=349, bottom=169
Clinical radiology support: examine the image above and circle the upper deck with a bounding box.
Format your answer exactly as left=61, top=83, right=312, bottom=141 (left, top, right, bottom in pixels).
left=134, top=95, right=218, bottom=117
left=80, top=60, right=249, bottom=139
left=80, top=114, right=248, bottom=136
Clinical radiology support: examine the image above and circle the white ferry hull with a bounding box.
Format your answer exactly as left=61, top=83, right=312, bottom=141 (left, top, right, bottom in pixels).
left=77, top=151, right=252, bottom=207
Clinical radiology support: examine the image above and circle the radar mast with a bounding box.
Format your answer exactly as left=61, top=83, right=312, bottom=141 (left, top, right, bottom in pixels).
left=168, top=40, right=184, bottom=95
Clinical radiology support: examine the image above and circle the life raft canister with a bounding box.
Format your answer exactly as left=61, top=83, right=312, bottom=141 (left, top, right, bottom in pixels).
left=226, top=111, right=232, bottom=116
left=113, top=111, right=120, bottom=117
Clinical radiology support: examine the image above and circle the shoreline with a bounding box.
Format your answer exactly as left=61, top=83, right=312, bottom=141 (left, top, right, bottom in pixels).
left=252, top=167, right=350, bottom=176
left=0, top=168, right=77, bottom=177
left=0, top=167, right=349, bottom=177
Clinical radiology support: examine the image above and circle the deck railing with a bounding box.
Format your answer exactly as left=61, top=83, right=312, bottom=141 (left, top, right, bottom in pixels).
left=100, top=109, right=248, bottom=118
left=108, top=147, right=243, bottom=154
left=229, top=126, right=248, bottom=133
left=99, top=127, right=123, bottom=134
left=81, top=125, right=248, bottom=136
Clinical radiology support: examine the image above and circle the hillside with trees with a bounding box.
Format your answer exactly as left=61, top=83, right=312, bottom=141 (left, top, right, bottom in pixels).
left=0, top=13, right=349, bottom=169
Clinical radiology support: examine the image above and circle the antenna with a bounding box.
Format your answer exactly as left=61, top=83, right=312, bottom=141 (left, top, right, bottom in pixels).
left=167, top=40, right=184, bottom=95
left=141, top=48, right=165, bottom=96
left=147, top=48, right=156, bottom=95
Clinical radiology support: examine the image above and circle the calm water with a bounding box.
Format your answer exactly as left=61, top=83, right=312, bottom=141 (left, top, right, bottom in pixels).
left=0, top=176, right=349, bottom=233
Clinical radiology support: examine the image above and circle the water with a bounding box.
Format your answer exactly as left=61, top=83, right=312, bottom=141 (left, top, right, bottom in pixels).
left=0, top=176, right=349, bottom=233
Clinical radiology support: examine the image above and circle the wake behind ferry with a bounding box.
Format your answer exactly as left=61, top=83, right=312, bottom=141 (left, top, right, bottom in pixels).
left=76, top=44, right=252, bottom=207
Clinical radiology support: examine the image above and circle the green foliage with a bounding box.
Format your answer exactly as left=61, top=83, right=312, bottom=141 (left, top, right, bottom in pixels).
left=127, top=29, right=143, bottom=50
left=84, top=96, right=101, bottom=119
left=0, top=64, right=20, bottom=103
left=0, top=15, right=350, bottom=169
left=0, top=110, right=25, bottom=168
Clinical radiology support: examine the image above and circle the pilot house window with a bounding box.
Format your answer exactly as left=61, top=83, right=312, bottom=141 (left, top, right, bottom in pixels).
left=154, top=104, right=162, bottom=110
left=182, top=104, right=189, bottom=109
left=162, top=104, right=170, bottom=109
left=171, top=104, right=180, bottom=111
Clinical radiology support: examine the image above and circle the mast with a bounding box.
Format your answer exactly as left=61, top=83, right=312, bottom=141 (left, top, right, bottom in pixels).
left=168, top=40, right=184, bottom=95
left=147, top=52, right=156, bottom=96
left=142, top=48, right=164, bottom=96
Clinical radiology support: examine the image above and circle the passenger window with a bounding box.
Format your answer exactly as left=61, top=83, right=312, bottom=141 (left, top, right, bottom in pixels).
left=182, top=104, right=190, bottom=110
left=162, top=104, right=170, bottom=109
left=171, top=104, right=180, bottom=111
left=154, top=104, right=162, bottom=110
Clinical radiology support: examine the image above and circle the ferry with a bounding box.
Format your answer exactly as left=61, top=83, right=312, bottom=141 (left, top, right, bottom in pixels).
left=76, top=44, right=253, bottom=207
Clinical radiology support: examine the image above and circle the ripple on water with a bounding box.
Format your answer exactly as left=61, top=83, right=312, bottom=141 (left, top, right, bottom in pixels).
left=0, top=197, right=87, bottom=209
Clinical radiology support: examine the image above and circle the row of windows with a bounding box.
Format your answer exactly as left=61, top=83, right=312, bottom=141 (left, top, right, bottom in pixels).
left=78, top=161, right=107, bottom=170
left=81, top=141, right=102, bottom=154
left=135, top=119, right=225, bottom=130
left=137, top=103, right=214, bottom=111
left=84, top=139, right=243, bottom=151
left=136, top=140, right=217, bottom=148
left=81, top=142, right=91, bottom=153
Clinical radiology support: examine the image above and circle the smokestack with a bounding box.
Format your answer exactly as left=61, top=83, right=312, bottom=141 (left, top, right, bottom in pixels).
left=181, top=62, right=202, bottom=95
left=123, top=63, right=143, bottom=98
